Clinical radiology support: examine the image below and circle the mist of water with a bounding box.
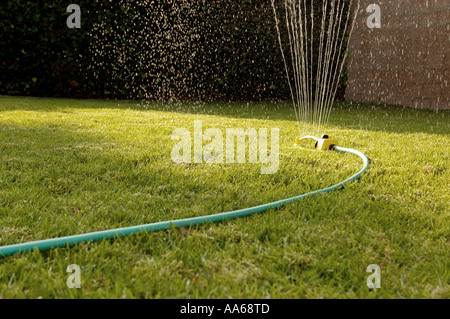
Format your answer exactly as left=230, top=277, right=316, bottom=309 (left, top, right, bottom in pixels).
left=271, top=0, right=360, bottom=137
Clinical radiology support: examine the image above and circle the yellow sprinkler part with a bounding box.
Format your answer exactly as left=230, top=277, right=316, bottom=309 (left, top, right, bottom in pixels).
left=296, top=134, right=339, bottom=151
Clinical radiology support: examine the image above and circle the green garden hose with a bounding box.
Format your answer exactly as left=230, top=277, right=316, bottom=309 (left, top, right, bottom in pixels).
left=0, top=145, right=369, bottom=258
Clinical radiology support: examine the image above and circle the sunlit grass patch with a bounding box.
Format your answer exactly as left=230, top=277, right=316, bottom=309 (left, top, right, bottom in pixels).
left=0, top=96, right=448, bottom=298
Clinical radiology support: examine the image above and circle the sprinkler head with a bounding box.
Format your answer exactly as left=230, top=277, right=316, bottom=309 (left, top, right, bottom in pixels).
left=316, top=135, right=338, bottom=151
left=296, top=135, right=338, bottom=151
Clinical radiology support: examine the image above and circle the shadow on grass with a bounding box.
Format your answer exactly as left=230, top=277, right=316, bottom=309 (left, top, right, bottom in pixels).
left=0, top=95, right=449, bottom=136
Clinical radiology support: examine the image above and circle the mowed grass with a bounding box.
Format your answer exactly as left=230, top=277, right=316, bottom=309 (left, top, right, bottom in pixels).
left=0, top=96, right=448, bottom=299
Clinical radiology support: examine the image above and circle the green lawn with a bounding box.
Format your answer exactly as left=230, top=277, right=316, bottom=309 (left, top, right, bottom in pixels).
left=0, top=96, right=448, bottom=298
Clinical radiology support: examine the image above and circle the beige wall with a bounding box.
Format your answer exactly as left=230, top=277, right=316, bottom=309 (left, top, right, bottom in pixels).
left=346, top=0, right=449, bottom=109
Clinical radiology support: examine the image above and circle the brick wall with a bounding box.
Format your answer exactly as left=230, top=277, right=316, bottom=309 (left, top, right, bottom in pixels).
left=346, top=0, right=449, bottom=109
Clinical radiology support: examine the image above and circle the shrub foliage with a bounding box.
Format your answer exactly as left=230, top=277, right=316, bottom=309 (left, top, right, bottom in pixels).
left=0, top=0, right=348, bottom=101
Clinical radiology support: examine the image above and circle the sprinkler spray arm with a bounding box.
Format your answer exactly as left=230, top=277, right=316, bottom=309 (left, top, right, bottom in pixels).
left=296, top=134, right=339, bottom=151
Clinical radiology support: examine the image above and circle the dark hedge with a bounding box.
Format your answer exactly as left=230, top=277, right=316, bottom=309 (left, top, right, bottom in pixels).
left=0, top=0, right=347, bottom=101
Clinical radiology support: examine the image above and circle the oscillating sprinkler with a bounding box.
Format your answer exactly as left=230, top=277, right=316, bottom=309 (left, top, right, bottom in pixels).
left=296, top=135, right=339, bottom=151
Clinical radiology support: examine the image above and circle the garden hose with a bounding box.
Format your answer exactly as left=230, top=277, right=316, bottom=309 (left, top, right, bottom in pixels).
left=0, top=137, right=369, bottom=258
